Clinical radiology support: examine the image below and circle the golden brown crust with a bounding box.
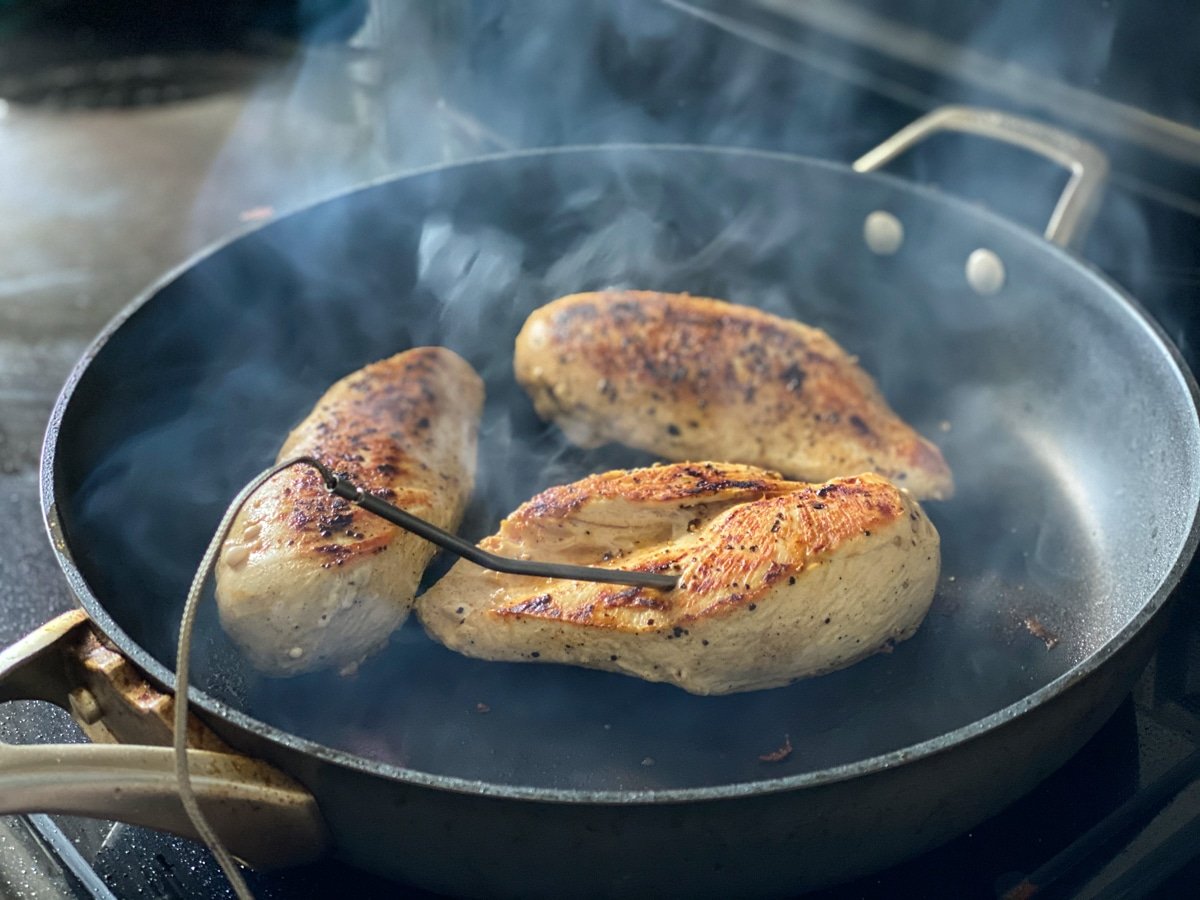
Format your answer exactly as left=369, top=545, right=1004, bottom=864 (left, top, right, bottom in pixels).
left=673, top=477, right=905, bottom=622
left=217, top=347, right=484, bottom=675
left=535, top=292, right=842, bottom=409
left=417, top=463, right=939, bottom=693
left=488, top=472, right=906, bottom=633
left=247, top=347, right=481, bottom=570
left=514, top=290, right=954, bottom=500
left=516, top=461, right=793, bottom=521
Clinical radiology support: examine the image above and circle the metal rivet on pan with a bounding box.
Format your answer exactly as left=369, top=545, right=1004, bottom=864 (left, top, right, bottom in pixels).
left=966, top=248, right=1006, bottom=295
left=863, top=210, right=904, bottom=255
left=68, top=687, right=103, bottom=725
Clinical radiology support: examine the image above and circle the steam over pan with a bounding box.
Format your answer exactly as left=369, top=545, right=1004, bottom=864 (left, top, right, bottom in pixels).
left=5, top=108, right=1200, bottom=897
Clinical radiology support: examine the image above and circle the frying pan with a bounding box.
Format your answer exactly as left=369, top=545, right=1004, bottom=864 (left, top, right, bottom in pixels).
left=3, top=106, right=1200, bottom=897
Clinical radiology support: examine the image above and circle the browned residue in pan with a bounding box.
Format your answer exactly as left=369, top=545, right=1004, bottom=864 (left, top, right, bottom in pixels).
left=1023, top=616, right=1060, bottom=650
left=758, top=734, right=794, bottom=763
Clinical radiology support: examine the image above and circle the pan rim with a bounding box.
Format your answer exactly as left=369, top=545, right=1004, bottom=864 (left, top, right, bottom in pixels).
left=39, top=141, right=1200, bottom=805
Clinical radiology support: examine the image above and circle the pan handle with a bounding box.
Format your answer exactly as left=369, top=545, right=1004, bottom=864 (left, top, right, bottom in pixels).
left=853, top=105, right=1109, bottom=249
left=0, top=742, right=326, bottom=869
left=0, top=610, right=330, bottom=870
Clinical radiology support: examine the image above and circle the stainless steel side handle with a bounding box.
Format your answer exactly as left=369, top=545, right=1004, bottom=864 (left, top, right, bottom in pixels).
left=0, top=741, right=327, bottom=870
left=853, top=105, right=1109, bottom=249
left=0, top=610, right=330, bottom=870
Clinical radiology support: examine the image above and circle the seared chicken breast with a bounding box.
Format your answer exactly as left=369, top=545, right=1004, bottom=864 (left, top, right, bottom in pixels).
left=216, top=348, right=483, bottom=676
left=514, top=291, right=953, bottom=500
left=418, top=463, right=939, bottom=695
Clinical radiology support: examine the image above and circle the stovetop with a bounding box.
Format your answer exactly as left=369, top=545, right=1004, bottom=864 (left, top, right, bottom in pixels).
left=2, top=2, right=1199, bottom=898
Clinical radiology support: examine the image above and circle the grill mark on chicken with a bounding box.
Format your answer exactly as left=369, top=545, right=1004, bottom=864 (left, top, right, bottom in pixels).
left=507, top=593, right=560, bottom=616
left=418, top=464, right=940, bottom=694
left=514, top=290, right=954, bottom=500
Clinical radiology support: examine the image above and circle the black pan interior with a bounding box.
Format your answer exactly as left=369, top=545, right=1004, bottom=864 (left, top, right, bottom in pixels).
left=51, top=147, right=1200, bottom=791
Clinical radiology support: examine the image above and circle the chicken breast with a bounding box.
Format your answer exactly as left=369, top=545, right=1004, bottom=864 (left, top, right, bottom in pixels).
left=514, top=290, right=953, bottom=500
left=417, top=463, right=939, bottom=694
left=216, top=348, right=483, bottom=676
